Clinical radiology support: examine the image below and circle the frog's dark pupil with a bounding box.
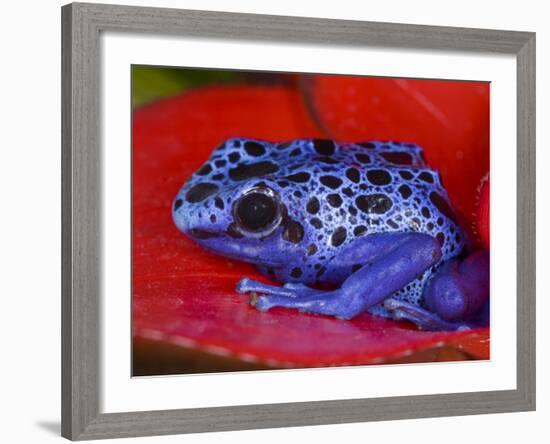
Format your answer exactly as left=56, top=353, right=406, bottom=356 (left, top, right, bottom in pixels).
left=236, top=193, right=277, bottom=230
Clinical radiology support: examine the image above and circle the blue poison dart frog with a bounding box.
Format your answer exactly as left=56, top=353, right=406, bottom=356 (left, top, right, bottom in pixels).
left=172, top=138, right=490, bottom=331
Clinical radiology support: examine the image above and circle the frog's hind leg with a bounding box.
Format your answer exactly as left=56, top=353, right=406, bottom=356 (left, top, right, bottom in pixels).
left=384, top=299, right=477, bottom=331
left=385, top=250, right=490, bottom=331
left=237, top=233, right=442, bottom=320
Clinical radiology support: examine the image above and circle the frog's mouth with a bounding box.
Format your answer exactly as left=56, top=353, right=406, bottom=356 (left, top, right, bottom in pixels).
left=186, top=226, right=245, bottom=240
left=188, top=228, right=219, bottom=239
left=185, top=225, right=289, bottom=268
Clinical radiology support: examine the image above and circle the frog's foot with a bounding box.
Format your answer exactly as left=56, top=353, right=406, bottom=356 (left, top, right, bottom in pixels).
left=384, top=298, right=473, bottom=331
left=236, top=278, right=358, bottom=318
left=236, top=278, right=316, bottom=299
left=256, top=289, right=360, bottom=319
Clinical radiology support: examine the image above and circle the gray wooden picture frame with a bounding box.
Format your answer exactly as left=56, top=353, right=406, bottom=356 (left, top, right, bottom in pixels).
left=61, top=2, right=536, bottom=440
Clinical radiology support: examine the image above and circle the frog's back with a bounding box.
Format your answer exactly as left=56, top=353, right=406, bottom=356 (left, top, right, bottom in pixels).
left=198, top=137, right=465, bottom=261
left=279, top=140, right=466, bottom=262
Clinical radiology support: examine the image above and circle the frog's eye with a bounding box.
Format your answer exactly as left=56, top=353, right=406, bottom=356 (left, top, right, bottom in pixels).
left=233, top=187, right=282, bottom=237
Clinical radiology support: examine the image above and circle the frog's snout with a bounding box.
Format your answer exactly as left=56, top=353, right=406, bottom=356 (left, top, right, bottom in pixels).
left=172, top=195, right=209, bottom=237
left=172, top=196, right=190, bottom=234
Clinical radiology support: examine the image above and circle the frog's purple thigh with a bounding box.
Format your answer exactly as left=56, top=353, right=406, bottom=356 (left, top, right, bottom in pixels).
left=384, top=250, right=490, bottom=330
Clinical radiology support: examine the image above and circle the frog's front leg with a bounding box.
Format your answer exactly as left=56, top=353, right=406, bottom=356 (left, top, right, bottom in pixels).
left=237, top=233, right=441, bottom=320
left=384, top=250, right=490, bottom=330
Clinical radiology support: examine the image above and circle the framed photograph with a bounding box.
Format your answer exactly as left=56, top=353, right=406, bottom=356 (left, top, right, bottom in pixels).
left=61, top=2, right=535, bottom=440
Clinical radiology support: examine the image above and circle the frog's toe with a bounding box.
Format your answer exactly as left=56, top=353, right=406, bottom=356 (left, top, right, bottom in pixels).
left=236, top=278, right=298, bottom=298
left=282, top=282, right=319, bottom=297
left=253, top=295, right=276, bottom=312
left=235, top=278, right=253, bottom=294
left=283, top=282, right=308, bottom=290
left=250, top=293, right=303, bottom=313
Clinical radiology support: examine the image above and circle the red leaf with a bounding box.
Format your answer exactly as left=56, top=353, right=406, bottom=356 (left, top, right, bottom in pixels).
left=304, top=75, right=490, bottom=234
left=133, top=83, right=489, bottom=372
left=134, top=274, right=489, bottom=367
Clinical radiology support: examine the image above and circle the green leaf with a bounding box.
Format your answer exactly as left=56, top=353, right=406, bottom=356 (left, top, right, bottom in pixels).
left=132, top=66, right=241, bottom=108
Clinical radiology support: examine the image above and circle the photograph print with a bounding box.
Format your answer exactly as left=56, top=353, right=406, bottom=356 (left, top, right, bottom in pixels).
left=131, top=66, right=490, bottom=376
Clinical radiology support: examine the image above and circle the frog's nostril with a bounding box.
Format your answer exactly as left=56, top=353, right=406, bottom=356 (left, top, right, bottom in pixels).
left=173, top=198, right=183, bottom=211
